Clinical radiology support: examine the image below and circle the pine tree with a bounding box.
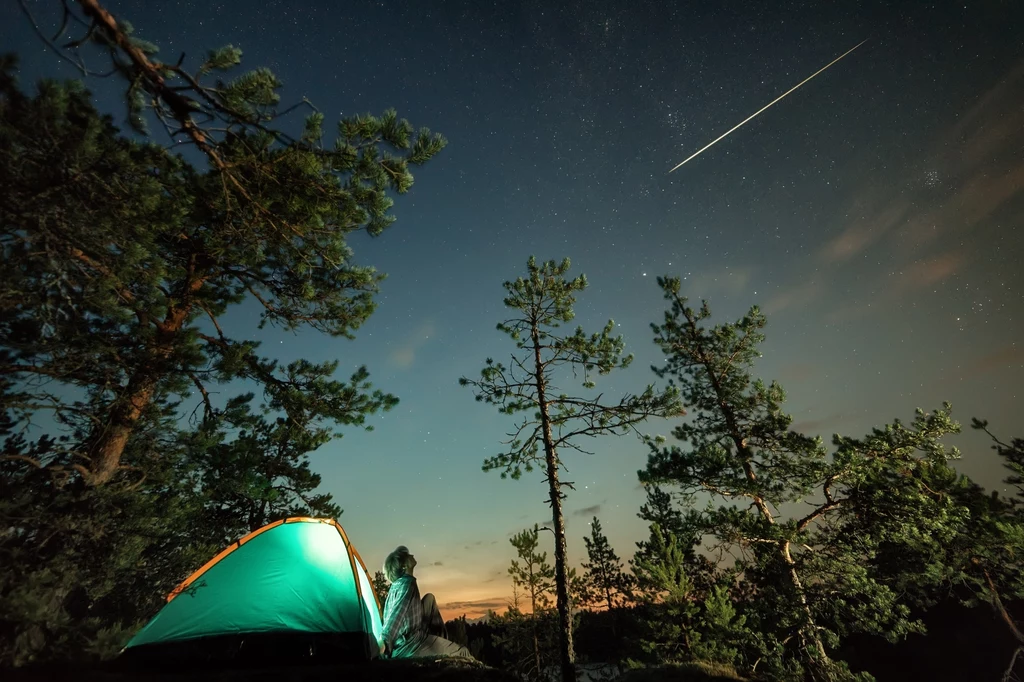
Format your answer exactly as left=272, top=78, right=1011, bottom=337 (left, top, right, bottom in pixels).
left=509, top=526, right=557, bottom=614
left=372, top=571, right=391, bottom=610
left=642, top=277, right=964, bottom=681
left=637, top=485, right=686, bottom=541
left=192, top=390, right=344, bottom=542
left=489, top=607, right=538, bottom=679
left=447, top=615, right=470, bottom=647
left=27, top=0, right=447, bottom=219
left=633, top=485, right=717, bottom=600
left=630, top=524, right=699, bottom=663
left=2, top=0, right=444, bottom=660
left=566, top=566, right=590, bottom=614
left=628, top=523, right=754, bottom=672
left=461, top=257, right=682, bottom=682
left=0, top=387, right=218, bottom=665
left=858, top=418, right=1024, bottom=679
left=581, top=516, right=634, bottom=613
left=3, top=7, right=445, bottom=487
left=508, top=525, right=555, bottom=679
left=690, top=586, right=751, bottom=667
left=973, top=419, right=1024, bottom=501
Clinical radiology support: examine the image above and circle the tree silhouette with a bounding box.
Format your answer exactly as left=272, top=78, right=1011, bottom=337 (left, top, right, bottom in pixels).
left=509, top=525, right=555, bottom=679
left=372, top=571, right=391, bottom=612
left=642, top=277, right=966, bottom=681
left=8, top=0, right=445, bottom=487
left=461, top=256, right=681, bottom=682
left=581, top=516, right=634, bottom=614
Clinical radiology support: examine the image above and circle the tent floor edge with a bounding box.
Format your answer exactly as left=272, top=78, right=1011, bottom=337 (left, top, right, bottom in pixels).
left=116, top=631, right=379, bottom=671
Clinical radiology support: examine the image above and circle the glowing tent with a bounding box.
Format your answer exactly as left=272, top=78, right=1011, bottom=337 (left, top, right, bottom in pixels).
left=121, top=517, right=383, bottom=665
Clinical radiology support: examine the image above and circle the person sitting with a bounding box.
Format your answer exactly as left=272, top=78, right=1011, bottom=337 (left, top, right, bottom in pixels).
left=380, top=546, right=475, bottom=660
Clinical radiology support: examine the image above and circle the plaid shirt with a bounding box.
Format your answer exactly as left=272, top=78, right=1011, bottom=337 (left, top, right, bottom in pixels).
left=381, top=574, right=426, bottom=657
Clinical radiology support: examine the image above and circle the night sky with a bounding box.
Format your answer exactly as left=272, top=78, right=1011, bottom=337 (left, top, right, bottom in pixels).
left=3, top=1, right=1023, bottom=620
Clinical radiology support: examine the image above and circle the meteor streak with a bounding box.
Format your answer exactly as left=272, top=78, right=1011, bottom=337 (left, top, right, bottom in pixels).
left=668, top=40, right=868, bottom=173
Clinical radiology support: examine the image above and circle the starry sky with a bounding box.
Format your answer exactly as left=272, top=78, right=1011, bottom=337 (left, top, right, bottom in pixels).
left=4, top=0, right=1023, bottom=620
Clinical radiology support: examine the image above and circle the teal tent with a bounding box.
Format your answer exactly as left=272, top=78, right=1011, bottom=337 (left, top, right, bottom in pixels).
left=121, top=517, right=383, bottom=665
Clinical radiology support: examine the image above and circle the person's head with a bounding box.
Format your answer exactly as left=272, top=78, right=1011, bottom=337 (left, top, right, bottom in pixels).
left=384, top=546, right=417, bottom=582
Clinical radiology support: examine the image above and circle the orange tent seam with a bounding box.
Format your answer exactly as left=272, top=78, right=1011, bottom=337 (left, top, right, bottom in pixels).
left=167, top=517, right=342, bottom=602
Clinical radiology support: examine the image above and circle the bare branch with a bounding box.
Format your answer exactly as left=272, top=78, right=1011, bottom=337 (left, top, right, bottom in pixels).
left=984, top=568, right=1024, bottom=646
left=795, top=500, right=842, bottom=533
left=186, top=371, right=214, bottom=424
left=18, top=0, right=89, bottom=75
left=196, top=300, right=225, bottom=338
left=0, top=454, right=44, bottom=468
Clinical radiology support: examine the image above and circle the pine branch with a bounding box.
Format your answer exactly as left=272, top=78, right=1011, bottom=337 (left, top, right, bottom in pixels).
left=76, top=0, right=225, bottom=165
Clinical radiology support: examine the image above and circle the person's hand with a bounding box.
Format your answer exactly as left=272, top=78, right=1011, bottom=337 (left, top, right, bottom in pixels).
left=379, top=642, right=386, bottom=657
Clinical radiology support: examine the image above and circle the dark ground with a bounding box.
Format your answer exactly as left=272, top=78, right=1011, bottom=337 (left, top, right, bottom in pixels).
left=3, top=659, right=753, bottom=682
left=4, top=657, right=517, bottom=682
left=837, top=599, right=1024, bottom=681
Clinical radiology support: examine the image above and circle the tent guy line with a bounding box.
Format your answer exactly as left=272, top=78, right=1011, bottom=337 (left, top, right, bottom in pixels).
left=668, top=39, right=868, bottom=173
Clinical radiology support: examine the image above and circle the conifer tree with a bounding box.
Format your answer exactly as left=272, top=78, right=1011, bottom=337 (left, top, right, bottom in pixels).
left=633, top=485, right=717, bottom=600
left=812, top=418, right=1024, bottom=680
left=508, top=525, right=555, bottom=679
left=566, top=566, right=590, bottom=614
left=490, top=607, right=541, bottom=679
left=0, top=386, right=218, bottom=665
left=581, top=516, right=634, bottom=613
left=690, top=585, right=754, bottom=667
left=372, top=571, right=391, bottom=610
left=642, top=277, right=965, bottom=681
left=193, top=389, right=345, bottom=542
left=3, top=0, right=444, bottom=660
left=630, top=524, right=699, bottom=663
left=6, top=2, right=445, bottom=487
left=855, top=418, right=1024, bottom=679
left=973, top=419, right=1024, bottom=501
left=461, top=257, right=682, bottom=682
left=509, top=525, right=557, bottom=614
left=448, top=615, right=470, bottom=647
left=27, top=0, right=446, bottom=209
left=637, top=485, right=686, bottom=541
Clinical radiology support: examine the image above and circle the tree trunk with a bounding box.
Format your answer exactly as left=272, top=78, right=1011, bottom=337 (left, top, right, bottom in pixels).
left=982, top=569, right=1024, bottom=682
left=545, top=455, right=574, bottom=682
left=781, top=540, right=831, bottom=678
left=532, top=629, right=542, bottom=682
left=85, top=372, right=158, bottom=485
left=529, top=577, right=541, bottom=680
left=84, top=298, right=196, bottom=486
left=695, top=328, right=835, bottom=678
left=605, top=584, right=618, bottom=638
left=533, top=326, right=575, bottom=682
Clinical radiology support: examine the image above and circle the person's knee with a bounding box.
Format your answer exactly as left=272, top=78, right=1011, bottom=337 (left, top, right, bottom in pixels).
left=422, top=593, right=437, bottom=607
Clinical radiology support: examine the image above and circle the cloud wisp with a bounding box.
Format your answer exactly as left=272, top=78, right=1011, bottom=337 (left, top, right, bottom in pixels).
left=389, top=319, right=437, bottom=369
left=965, top=345, right=1024, bottom=378
left=572, top=504, right=603, bottom=517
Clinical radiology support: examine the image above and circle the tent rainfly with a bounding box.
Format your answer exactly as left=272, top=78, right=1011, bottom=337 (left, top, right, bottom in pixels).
left=120, top=517, right=383, bottom=665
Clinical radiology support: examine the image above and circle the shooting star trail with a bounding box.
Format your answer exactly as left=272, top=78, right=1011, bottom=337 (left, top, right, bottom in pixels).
left=668, top=39, right=868, bottom=173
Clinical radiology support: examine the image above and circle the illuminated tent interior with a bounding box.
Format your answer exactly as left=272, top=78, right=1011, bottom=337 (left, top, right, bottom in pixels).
left=119, top=517, right=383, bottom=667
